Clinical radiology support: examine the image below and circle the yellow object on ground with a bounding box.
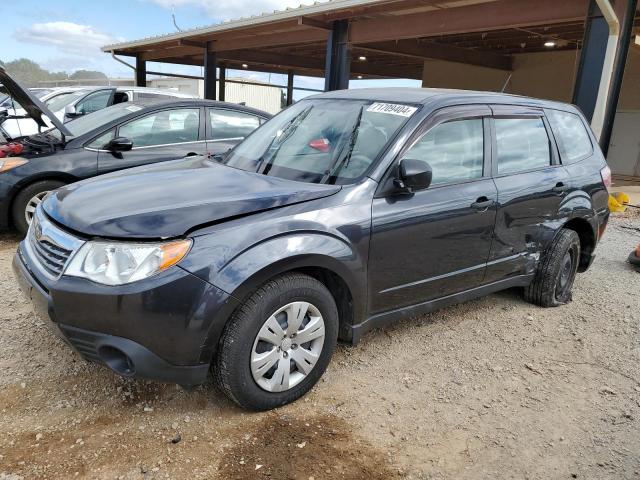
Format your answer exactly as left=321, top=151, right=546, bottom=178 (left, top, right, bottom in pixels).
left=609, top=192, right=630, bottom=212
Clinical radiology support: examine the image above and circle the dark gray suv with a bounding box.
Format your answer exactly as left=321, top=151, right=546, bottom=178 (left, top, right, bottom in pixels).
left=14, top=88, right=610, bottom=410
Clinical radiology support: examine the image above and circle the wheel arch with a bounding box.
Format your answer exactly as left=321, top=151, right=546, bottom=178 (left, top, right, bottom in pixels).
left=8, top=173, right=77, bottom=225
left=561, top=217, right=597, bottom=272
left=198, top=232, right=368, bottom=363
left=226, top=255, right=362, bottom=343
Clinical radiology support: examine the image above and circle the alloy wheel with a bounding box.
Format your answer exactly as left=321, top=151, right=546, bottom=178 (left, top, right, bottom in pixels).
left=24, top=191, right=50, bottom=226
left=250, top=301, right=325, bottom=392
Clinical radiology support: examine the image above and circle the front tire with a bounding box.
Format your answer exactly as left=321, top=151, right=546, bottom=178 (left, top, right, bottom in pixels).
left=214, top=273, right=339, bottom=410
left=525, top=229, right=581, bottom=307
left=12, top=180, right=66, bottom=235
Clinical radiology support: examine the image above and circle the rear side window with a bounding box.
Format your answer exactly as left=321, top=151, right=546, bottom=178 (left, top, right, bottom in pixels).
left=546, top=110, right=592, bottom=163
left=209, top=109, right=261, bottom=141
left=495, top=118, right=551, bottom=175
left=402, top=119, right=484, bottom=185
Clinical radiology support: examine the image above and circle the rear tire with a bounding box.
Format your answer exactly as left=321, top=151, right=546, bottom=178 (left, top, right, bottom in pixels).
left=214, top=273, right=339, bottom=411
left=525, top=229, right=581, bottom=307
left=12, top=180, right=65, bottom=235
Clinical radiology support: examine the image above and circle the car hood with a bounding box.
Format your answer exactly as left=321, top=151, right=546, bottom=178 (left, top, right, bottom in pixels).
left=0, top=66, right=72, bottom=139
left=42, top=156, right=341, bottom=239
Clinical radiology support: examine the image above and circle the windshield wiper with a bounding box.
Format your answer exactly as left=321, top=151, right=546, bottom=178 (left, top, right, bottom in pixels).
left=255, top=105, right=314, bottom=174
left=320, top=105, right=364, bottom=184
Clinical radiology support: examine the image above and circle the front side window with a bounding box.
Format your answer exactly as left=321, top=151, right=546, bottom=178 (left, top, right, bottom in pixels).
left=546, top=109, right=592, bottom=164
left=209, top=109, right=261, bottom=140
left=495, top=118, right=551, bottom=175
left=75, top=90, right=113, bottom=115
left=118, top=108, right=200, bottom=148
left=401, top=119, right=484, bottom=186
left=86, top=129, right=115, bottom=149
left=221, top=99, right=417, bottom=184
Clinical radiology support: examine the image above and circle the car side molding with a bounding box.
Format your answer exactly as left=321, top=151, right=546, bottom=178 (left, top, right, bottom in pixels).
left=350, top=273, right=535, bottom=344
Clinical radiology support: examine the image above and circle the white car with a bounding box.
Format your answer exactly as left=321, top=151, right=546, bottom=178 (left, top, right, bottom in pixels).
left=0, top=86, right=196, bottom=140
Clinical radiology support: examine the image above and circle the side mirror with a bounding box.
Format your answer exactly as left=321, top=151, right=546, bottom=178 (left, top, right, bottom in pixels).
left=107, top=137, right=133, bottom=152
left=64, top=105, right=80, bottom=119
left=396, top=159, right=433, bottom=193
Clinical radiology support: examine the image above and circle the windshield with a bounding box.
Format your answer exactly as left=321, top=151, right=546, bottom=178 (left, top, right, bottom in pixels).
left=48, top=102, right=143, bottom=139
left=44, top=90, right=87, bottom=112
left=0, top=89, right=52, bottom=109
left=221, top=99, right=417, bottom=184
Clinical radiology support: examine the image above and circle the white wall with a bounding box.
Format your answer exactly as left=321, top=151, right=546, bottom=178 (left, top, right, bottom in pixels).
left=147, top=77, right=282, bottom=114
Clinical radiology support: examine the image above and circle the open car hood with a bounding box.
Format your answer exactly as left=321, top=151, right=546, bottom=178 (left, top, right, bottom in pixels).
left=42, top=156, right=341, bottom=239
left=0, top=66, right=72, bottom=139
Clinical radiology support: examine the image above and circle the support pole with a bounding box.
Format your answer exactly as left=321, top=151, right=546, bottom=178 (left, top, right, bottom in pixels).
left=135, top=55, right=146, bottom=87
left=599, top=0, right=637, bottom=156
left=573, top=1, right=610, bottom=123
left=324, top=20, right=351, bottom=91
left=286, top=70, right=294, bottom=106
left=219, top=65, right=226, bottom=102
left=204, top=42, right=217, bottom=100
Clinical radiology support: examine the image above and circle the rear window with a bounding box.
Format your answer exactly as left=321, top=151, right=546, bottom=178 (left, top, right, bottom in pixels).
left=495, top=117, right=551, bottom=175
left=546, top=109, right=592, bottom=164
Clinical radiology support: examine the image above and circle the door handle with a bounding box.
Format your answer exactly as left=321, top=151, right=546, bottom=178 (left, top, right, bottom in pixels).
left=471, top=196, right=496, bottom=210
left=185, top=152, right=198, bottom=157
left=552, top=182, right=569, bottom=193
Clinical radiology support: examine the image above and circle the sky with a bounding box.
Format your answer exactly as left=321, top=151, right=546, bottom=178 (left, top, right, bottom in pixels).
left=0, top=0, right=420, bottom=94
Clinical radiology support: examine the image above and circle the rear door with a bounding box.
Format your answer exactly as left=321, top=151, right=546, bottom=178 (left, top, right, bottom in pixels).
left=484, top=105, right=571, bottom=283
left=368, top=105, right=498, bottom=314
left=97, top=106, right=206, bottom=174
left=206, top=107, right=263, bottom=155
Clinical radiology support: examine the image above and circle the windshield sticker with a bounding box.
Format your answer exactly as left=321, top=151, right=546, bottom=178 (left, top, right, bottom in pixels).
left=125, top=105, right=143, bottom=112
left=367, top=103, right=417, bottom=117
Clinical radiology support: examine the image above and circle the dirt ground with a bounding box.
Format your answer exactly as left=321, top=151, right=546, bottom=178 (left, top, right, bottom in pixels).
left=0, top=212, right=639, bottom=480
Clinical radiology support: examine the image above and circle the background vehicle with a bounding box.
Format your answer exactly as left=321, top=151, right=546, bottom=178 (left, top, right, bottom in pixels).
left=0, top=85, right=197, bottom=140
left=14, top=88, right=610, bottom=411
left=0, top=66, right=270, bottom=234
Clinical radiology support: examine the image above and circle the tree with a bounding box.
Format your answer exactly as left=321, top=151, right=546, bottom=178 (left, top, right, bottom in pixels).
left=2, top=59, right=52, bottom=86
left=69, top=70, right=107, bottom=81
left=0, top=59, right=107, bottom=86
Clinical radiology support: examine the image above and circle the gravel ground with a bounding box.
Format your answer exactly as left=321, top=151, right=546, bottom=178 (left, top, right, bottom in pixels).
left=0, top=212, right=639, bottom=480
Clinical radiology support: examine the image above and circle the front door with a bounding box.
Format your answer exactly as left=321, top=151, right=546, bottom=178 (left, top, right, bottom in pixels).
left=97, top=107, right=206, bottom=174
left=368, top=106, right=497, bottom=315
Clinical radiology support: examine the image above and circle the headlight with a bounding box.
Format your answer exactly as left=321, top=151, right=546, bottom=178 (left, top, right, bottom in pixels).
left=0, top=158, right=28, bottom=172
left=65, top=239, right=192, bottom=286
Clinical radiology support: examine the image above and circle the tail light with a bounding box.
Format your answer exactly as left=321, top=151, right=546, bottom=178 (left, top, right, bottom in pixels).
left=600, top=165, right=612, bottom=191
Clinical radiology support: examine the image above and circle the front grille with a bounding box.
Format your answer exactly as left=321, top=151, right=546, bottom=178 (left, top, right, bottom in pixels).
left=26, top=207, right=84, bottom=280
left=29, top=234, right=73, bottom=277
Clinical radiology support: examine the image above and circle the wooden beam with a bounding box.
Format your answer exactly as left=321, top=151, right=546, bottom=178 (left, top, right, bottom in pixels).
left=215, top=28, right=328, bottom=51
left=217, top=49, right=421, bottom=79
left=140, top=45, right=204, bottom=61
left=178, top=39, right=207, bottom=49
left=358, top=40, right=513, bottom=71
left=350, top=0, right=589, bottom=44
left=298, top=16, right=331, bottom=30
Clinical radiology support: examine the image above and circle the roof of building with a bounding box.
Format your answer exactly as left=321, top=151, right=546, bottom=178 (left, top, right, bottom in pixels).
left=102, top=0, right=371, bottom=52
left=101, top=0, right=628, bottom=81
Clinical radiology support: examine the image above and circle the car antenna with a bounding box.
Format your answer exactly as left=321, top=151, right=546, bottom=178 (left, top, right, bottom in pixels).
left=500, top=74, right=512, bottom=93
left=171, top=6, right=182, bottom=32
